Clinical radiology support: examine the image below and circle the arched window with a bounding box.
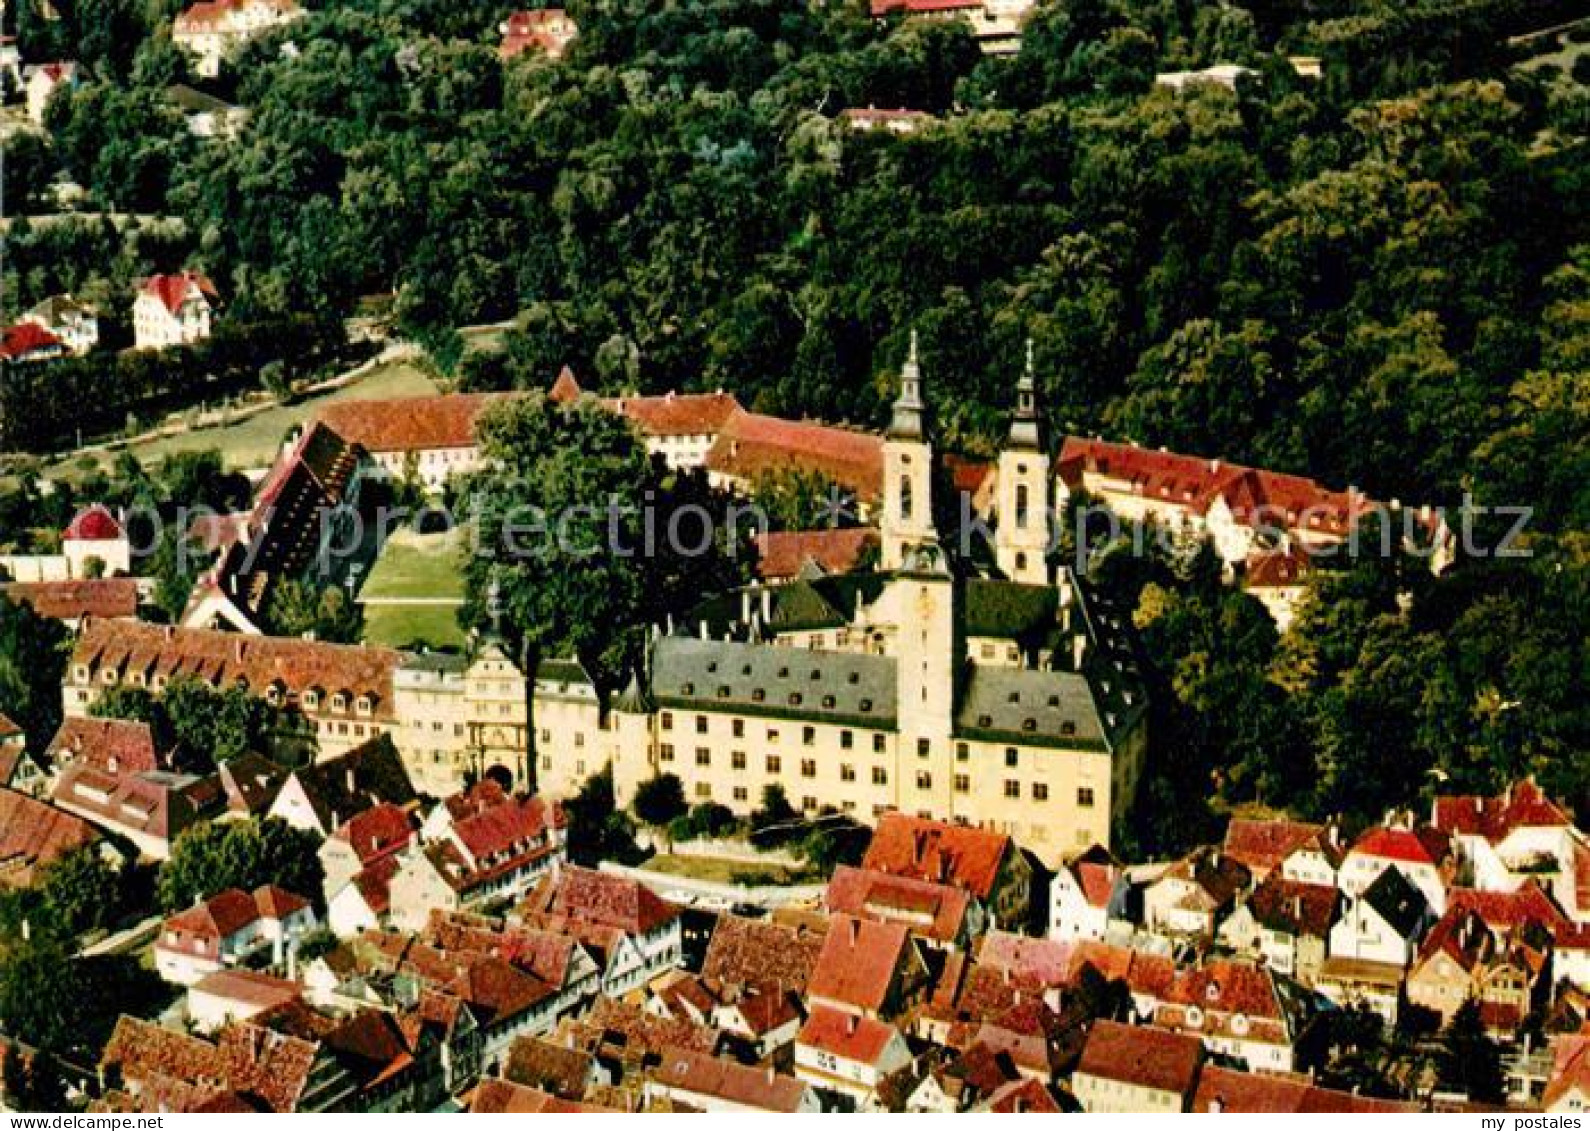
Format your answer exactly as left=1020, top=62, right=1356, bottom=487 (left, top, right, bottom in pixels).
left=1015, top=483, right=1029, bottom=527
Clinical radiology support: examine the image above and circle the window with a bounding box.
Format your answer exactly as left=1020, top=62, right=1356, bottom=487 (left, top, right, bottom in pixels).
left=767, top=728, right=780, bottom=744
left=660, top=743, right=675, bottom=763
left=956, top=742, right=969, bottom=762
left=1033, top=783, right=1049, bottom=801
left=1005, top=747, right=1018, bottom=768
left=1004, top=780, right=1020, bottom=799
left=954, top=773, right=970, bottom=793
left=802, top=726, right=816, bottom=746
left=802, top=796, right=817, bottom=813
left=695, top=715, right=709, bottom=734
left=733, top=786, right=748, bottom=802
left=900, top=477, right=914, bottom=521
left=732, top=719, right=745, bottom=738
left=917, top=739, right=930, bottom=759
left=574, top=733, right=585, bottom=748
left=695, top=747, right=710, bottom=766
left=841, top=730, right=854, bottom=750
left=767, top=754, right=782, bottom=774
left=661, top=711, right=674, bottom=731
left=841, top=765, right=856, bottom=783
left=916, top=771, right=932, bottom=790
left=731, top=751, right=746, bottom=770
left=1016, top=483, right=1029, bottom=527
left=694, top=783, right=712, bottom=799
left=1078, top=787, right=1096, bottom=808
left=873, top=734, right=886, bottom=754
left=801, top=759, right=817, bottom=778
left=872, top=767, right=887, bottom=786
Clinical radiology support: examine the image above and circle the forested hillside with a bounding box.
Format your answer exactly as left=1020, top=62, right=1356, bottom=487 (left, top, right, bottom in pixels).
left=3, top=0, right=1587, bottom=849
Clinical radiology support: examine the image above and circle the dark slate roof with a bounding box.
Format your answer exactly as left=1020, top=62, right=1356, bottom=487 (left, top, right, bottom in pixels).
left=1362, top=865, right=1428, bottom=938
left=963, top=580, right=1057, bottom=641
left=651, top=637, right=896, bottom=730
left=293, top=735, right=416, bottom=831
left=955, top=666, right=1111, bottom=751
left=399, top=652, right=470, bottom=675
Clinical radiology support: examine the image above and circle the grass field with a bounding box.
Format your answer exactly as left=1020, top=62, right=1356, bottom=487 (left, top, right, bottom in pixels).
left=359, top=527, right=468, bottom=649
left=641, top=853, right=811, bottom=886
left=46, top=357, right=439, bottom=481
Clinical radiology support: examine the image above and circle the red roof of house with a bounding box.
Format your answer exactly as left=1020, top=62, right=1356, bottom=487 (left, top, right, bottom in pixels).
left=871, top=0, right=982, bottom=15
left=0, top=788, right=102, bottom=887
left=1057, top=436, right=1395, bottom=541
left=1433, top=779, right=1575, bottom=843
left=190, top=969, right=301, bottom=1011
left=3, top=579, right=139, bottom=621
left=981, top=1076, right=1061, bottom=1113
left=317, top=393, right=506, bottom=454
left=140, top=271, right=218, bottom=317
left=46, top=717, right=161, bottom=774
left=165, top=888, right=263, bottom=940
left=500, top=8, right=577, bottom=60
left=861, top=813, right=1010, bottom=900
left=253, top=884, right=309, bottom=920
left=330, top=802, right=414, bottom=866
left=756, top=527, right=879, bottom=581
left=1222, top=817, right=1337, bottom=875
left=470, top=1079, right=614, bottom=1113
left=445, top=783, right=558, bottom=863
left=705, top=410, right=884, bottom=502
left=1447, top=882, right=1567, bottom=933
left=825, top=865, right=971, bottom=944
left=807, top=913, right=911, bottom=1013
left=1192, top=1064, right=1418, bottom=1113
left=1076, top=1019, right=1202, bottom=1096
left=651, top=1046, right=809, bottom=1111
left=519, top=865, right=680, bottom=936
left=0, top=321, right=63, bottom=361
left=975, top=931, right=1075, bottom=989
left=1246, top=875, right=1342, bottom=939
left=797, top=1004, right=899, bottom=1065
left=1245, top=543, right=1314, bottom=589
left=606, top=390, right=742, bottom=438
left=701, top=913, right=828, bottom=994
left=0, top=714, right=19, bottom=741
left=1349, top=824, right=1451, bottom=867
left=64, top=504, right=125, bottom=542
left=175, top=0, right=299, bottom=32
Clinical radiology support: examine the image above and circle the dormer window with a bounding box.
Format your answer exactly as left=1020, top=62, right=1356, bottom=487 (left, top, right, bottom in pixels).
left=1061, top=720, right=1076, bottom=737
left=822, top=695, right=835, bottom=709
left=788, top=692, right=803, bottom=707
left=356, top=695, right=373, bottom=717
left=752, top=689, right=765, bottom=703
left=74, top=665, right=90, bottom=683
left=303, top=689, right=321, bottom=710
left=330, top=692, right=348, bottom=713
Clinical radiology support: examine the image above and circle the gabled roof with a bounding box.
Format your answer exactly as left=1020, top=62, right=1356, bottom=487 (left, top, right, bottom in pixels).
left=1222, top=817, right=1339, bottom=875
left=862, top=813, right=1011, bottom=901
left=316, top=393, right=507, bottom=454
left=46, top=717, right=161, bottom=774
left=140, top=271, right=217, bottom=317
left=1191, top=1064, right=1419, bottom=1113
left=470, top=1079, right=615, bottom=1113
left=652, top=1046, right=809, bottom=1112
left=807, top=913, right=911, bottom=1013
left=329, top=801, right=414, bottom=865
left=64, top=504, right=125, bottom=542
left=705, top=409, right=884, bottom=502
left=503, top=1035, right=592, bottom=1099
left=1245, top=875, right=1341, bottom=939
left=218, top=753, right=288, bottom=817
left=1545, top=1036, right=1590, bottom=1110
left=1433, top=779, right=1575, bottom=843
left=1349, top=824, right=1451, bottom=867
left=3, top=579, right=139, bottom=621
left=755, top=527, right=879, bottom=581
left=287, top=735, right=416, bottom=831
left=0, top=787, right=103, bottom=887
left=1075, top=1019, right=1202, bottom=1096
left=825, top=864, right=971, bottom=944
left=518, top=865, right=681, bottom=936
left=700, top=913, right=827, bottom=994
left=0, top=321, right=64, bottom=361
left=797, top=1004, right=899, bottom=1065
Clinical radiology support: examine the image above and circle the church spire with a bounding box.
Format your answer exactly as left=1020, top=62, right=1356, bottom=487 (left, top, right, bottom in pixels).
left=1007, top=339, right=1041, bottom=452
left=887, top=330, right=927, bottom=442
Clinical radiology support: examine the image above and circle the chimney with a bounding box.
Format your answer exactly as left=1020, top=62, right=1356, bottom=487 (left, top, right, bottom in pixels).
left=1072, top=632, right=1087, bottom=671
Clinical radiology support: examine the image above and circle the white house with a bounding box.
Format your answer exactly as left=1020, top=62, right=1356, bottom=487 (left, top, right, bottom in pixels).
left=1049, top=845, right=1121, bottom=942
left=186, top=968, right=301, bottom=1033
left=1338, top=822, right=1453, bottom=915
left=1433, top=780, right=1585, bottom=914
left=1328, top=865, right=1431, bottom=970
left=173, top=0, right=304, bottom=79
left=794, top=1005, right=913, bottom=1105
left=21, top=295, right=99, bottom=356
left=62, top=505, right=132, bottom=578
left=154, top=885, right=317, bottom=986
left=133, top=271, right=218, bottom=351
left=23, top=62, right=78, bottom=123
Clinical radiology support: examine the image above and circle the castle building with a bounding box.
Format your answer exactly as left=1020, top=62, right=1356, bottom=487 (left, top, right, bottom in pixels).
left=388, top=343, right=1147, bottom=863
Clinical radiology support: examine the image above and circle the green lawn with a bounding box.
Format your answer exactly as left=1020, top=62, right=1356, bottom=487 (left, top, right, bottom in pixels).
left=46, top=357, right=439, bottom=480
left=359, top=527, right=468, bottom=649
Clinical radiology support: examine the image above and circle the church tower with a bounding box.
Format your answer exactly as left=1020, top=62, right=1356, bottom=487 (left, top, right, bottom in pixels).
left=995, top=341, right=1050, bottom=586
left=881, top=332, right=939, bottom=571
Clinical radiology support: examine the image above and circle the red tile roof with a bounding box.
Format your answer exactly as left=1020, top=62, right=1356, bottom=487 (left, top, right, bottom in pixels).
left=1076, top=1019, right=1203, bottom=1096
left=701, top=913, right=827, bottom=994
left=0, top=787, right=102, bottom=887
left=3, top=579, right=139, bottom=621
left=1349, top=824, right=1451, bottom=867
left=1244, top=543, right=1314, bottom=589
left=807, top=913, right=911, bottom=1013
left=175, top=0, right=299, bottom=33
left=1545, top=1035, right=1590, bottom=1111
left=797, top=1004, right=899, bottom=1065
left=980, top=1076, right=1061, bottom=1113
left=71, top=619, right=402, bottom=722
left=975, top=932, right=1075, bottom=989
left=1447, top=882, right=1567, bottom=933
left=316, top=393, right=506, bottom=454
left=64, top=504, right=125, bottom=542
left=164, top=888, right=263, bottom=941
left=652, top=1046, right=810, bottom=1111
left=519, top=865, right=681, bottom=936
left=756, top=527, right=879, bottom=581
left=1246, top=875, right=1342, bottom=939
left=1192, top=1064, right=1418, bottom=1113
left=1433, top=779, right=1575, bottom=843
left=470, top=1079, right=614, bottom=1113
left=446, top=784, right=559, bottom=864
left=329, top=801, right=414, bottom=866
left=861, top=813, right=1011, bottom=901
left=606, top=390, right=742, bottom=438
left=825, top=864, right=971, bottom=944
left=705, top=410, right=884, bottom=502
left=139, top=271, right=217, bottom=317
left=1223, top=817, right=1338, bottom=875
left=47, top=717, right=161, bottom=774
left=0, top=321, right=63, bottom=361
left=500, top=8, right=577, bottom=61
left=190, top=969, right=301, bottom=1011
